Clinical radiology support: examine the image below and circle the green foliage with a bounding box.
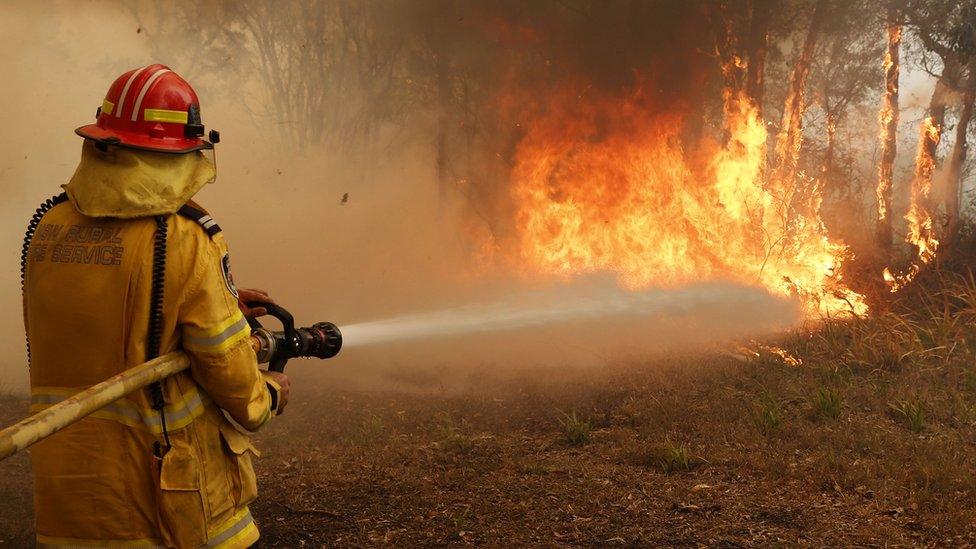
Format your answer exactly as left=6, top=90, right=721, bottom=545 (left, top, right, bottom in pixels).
left=619, top=437, right=697, bottom=474
left=659, top=442, right=694, bottom=473
left=558, top=409, right=592, bottom=446
left=811, top=386, right=842, bottom=420
left=438, top=419, right=473, bottom=454
left=749, top=393, right=782, bottom=435
left=889, top=399, right=926, bottom=433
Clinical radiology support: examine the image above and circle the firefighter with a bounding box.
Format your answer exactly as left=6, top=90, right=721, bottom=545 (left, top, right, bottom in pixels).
left=21, top=64, right=289, bottom=548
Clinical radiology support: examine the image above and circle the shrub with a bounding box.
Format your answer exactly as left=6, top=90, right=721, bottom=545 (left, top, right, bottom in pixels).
left=437, top=419, right=473, bottom=454
left=749, top=393, right=782, bottom=435
left=619, top=437, right=698, bottom=473
left=558, top=409, right=592, bottom=446
left=811, top=386, right=842, bottom=420
left=889, top=399, right=925, bottom=433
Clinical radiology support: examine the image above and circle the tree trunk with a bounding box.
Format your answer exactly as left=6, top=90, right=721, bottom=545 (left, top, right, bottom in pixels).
left=906, top=63, right=958, bottom=267
left=875, top=9, right=901, bottom=251
left=436, top=51, right=452, bottom=202
left=773, top=0, right=828, bottom=188
left=916, top=60, right=959, bottom=219
left=888, top=58, right=961, bottom=287
left=709, top=1, right=746, bottom=96
left=822, top=111, right=837, bottom=190
left=745, top=0, right=771, bottom=116
left=905, top=116, right=941, bottom=270
left=944, top=67, right=975, bottom=243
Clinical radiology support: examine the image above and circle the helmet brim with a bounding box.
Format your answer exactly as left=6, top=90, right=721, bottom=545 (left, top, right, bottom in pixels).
left=75, top=124, right=213, bottom=154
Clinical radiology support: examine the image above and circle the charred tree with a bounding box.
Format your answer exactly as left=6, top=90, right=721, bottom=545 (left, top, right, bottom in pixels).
left=821, top=112, right=838, bottom=190
left=917, top=58, right=960, bottom=214
left=876, top=7, right=902, bottom=251
left=435, top=50, right=453, bottom=202
left=909, top=116, right=941, bottom=263
left=709, top=1, right=747, bottom=99
left=774, top=0, right=828, bottom=188
left=709, top=0, right=771, bottom=114
left=906, top=0, right=976, bottom=253
left=896, top=61, right=957, bottom=271
left=745, top=0, right=772, bottom=116
left=944, top=66, right=976, bottom=241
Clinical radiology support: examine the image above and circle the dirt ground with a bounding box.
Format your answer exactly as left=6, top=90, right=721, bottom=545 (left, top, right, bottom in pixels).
left=2, top=341, right=974, bottom=547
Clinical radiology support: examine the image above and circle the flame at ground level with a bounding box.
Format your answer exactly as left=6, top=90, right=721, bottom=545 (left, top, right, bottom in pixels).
left=508, top=86, right=866, bottom=318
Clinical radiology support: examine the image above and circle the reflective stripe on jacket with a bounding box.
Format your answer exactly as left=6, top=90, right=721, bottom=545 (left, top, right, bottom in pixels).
left=24, top=190, right=272, bottom=548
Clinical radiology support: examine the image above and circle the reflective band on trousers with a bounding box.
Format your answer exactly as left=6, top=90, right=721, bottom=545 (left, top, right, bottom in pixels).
left=36, top=508, right=258, bottom=549
left=208, top=508, right=259, bottom=548
left=30, top=386, right=207, bottom=435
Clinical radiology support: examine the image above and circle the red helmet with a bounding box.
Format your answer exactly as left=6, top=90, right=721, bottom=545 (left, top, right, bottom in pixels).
left=75, top=64, right=218, bottom=154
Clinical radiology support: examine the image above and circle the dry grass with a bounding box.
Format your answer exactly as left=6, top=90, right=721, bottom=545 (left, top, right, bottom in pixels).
left=2, top=270, right=976, bottom=545
left=245, top=267, right=976, bottom=544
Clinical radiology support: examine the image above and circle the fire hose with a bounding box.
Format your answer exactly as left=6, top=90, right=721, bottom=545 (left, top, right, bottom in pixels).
left=0, top=302, right=341, bottom=462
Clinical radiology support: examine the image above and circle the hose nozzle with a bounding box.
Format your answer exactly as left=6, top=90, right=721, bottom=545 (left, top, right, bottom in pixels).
left=299, top=322, right=342, bottom=359
left=247, top=302, right=342, bottom=371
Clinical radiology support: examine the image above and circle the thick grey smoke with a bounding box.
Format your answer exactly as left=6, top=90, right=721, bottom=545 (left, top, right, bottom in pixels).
left=0, top=1, right=816, bottom=394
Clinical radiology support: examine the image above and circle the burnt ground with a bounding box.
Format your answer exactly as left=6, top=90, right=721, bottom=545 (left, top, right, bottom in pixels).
left=1, top=349, right=975, bottom=547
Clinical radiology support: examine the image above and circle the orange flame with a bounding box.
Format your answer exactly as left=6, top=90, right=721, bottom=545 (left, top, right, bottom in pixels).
left=509, top=85, right=866, bottom=318
left=881, top=26, right=902, bottom=76
left=876, top=102, right=894, bottom=222
left=759, top=343, right=803, bottom=367
left=883, top=116, right=940, bottom=291
left=876, top=23, right=901, bottom=224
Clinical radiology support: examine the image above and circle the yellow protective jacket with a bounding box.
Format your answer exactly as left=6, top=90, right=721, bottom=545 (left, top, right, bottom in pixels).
left=23, top=142, right=280, bottom=548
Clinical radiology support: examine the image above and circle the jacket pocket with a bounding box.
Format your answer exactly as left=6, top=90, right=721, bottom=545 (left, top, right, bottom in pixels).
left=158, top=434, right=208, bottom=548
left=218, top=421, right=261, bottom=508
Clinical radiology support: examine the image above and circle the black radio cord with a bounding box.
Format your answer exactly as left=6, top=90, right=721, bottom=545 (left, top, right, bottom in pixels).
left=22, top=199, right=172, bottom=455
left=147, top=215, right=172, bottom=455
left=21, top=193, right=68, bottom=368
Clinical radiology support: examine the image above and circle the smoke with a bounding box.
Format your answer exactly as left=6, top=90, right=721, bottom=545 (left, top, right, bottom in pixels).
left=0, top=0, right=887, bottom=393
left=0, top=1, right=152, bottom=390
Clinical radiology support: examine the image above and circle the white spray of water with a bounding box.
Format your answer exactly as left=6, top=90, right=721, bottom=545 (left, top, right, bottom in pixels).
left=340, top=281, right=799, bottom=348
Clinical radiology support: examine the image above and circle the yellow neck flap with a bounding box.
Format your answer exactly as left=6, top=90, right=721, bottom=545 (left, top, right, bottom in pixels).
left=64, top=140, right=216, bottom=219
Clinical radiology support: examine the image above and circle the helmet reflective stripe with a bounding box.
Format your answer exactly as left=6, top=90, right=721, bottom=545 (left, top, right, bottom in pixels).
left=115, top=65, right=149, bottom=119
left=130, top=68, right=172, bottom=122
left=144, top=108, right=189, bottom=124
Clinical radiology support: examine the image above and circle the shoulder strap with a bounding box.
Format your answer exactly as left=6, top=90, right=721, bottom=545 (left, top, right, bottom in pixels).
left=177, top=203, right=222, bottom=237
